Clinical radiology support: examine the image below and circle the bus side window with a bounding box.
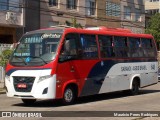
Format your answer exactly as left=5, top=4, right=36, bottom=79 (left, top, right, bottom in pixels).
left=141, top=38, right=154, bottom=57
left=98, top=35, right=115, bottom=58
left=79, top=34, right=98, bottom=59
left=128, top=37, right=142, bottom=57
left=114, top=36, right=128, bottom=57
left=59, top=33, right=78, bottom=62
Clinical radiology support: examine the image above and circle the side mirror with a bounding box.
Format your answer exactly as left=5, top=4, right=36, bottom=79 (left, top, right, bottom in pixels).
left=58, top=54, right=66, bottom=62
left=58, top=54, right=75, bottom=62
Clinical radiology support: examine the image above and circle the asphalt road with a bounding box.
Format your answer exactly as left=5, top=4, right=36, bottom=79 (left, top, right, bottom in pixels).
left=0, top=82, right=160, bottom=120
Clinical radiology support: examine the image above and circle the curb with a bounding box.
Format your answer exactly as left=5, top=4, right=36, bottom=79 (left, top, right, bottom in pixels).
left=0, top=91, right=6, bottom=94
left=0, top=89, right=6, bottom=94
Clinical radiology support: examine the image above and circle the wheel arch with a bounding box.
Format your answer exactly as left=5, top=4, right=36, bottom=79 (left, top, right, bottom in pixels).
left=62, top=80, right=79, bottom=98
left=130, top=75, right=141, bottom=89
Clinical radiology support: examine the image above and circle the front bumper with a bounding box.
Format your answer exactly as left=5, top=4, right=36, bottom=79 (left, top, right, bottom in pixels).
left=5, top=69, right=56, bottom=99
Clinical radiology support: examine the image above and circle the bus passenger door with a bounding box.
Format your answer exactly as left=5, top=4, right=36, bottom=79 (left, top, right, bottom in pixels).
left=56, top=33, right=80, bottom=98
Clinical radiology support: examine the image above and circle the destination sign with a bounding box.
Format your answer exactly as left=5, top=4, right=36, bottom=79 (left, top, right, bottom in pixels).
left=24, top=37, right=42, bottom=43
left=24, top=33, right=61, bottom=44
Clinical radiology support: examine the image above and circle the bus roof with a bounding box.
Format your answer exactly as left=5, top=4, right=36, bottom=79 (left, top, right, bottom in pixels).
left=27, top=26, right=154, bottom=39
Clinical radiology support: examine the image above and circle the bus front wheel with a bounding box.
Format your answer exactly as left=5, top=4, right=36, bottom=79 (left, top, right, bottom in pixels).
left=21, top=99, right=36, bottom=105
left=62, top=86, right=76, bottom=105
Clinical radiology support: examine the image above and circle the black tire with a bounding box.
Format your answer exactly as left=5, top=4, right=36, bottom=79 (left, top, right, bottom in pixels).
left=21, top=99, right=36, bottom=105
left=130, top=80, right=139, bottom=95
left=62, top=86, right=76, bottom=105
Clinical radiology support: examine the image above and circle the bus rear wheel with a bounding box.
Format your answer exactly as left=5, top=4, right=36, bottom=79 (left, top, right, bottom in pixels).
left=21, top=99, right=36, bottom=105
left=130, top=80, right=139, bottom=95
left=62, top=86, right=76, bottom=105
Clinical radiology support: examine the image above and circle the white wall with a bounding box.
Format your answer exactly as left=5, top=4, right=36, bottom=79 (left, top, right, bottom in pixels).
left=0, top=0, right=24, bottom=27
left=0, top=66, right=4, bottom=83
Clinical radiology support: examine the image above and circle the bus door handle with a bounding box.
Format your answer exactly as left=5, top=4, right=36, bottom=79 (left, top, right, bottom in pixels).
left=70, top=66, right=75, bottom=72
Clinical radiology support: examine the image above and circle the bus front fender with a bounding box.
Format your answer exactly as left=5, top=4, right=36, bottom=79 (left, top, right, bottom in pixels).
left=56, top=80, right=79, bottom=99
left=62, top=80, right=78, bottom=93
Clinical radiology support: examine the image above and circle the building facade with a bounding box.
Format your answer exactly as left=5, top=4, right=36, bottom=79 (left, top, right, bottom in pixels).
left=41, top=0, right=86, bottom=28
left=40, top=0, right=121, bottom=28
left=145, top=0, right=160, bottom=28
left=41, top=0, right=145, bottom=33
left=145, top=0, right=160, bottom=15
left=0, top=0, right=24, bottom=44
left=0, top=0, right=146, bottom=45
left=24, top=0, right=40, bottom=33
left=85, top=0, right=121, bottom=28
left=121, top=0, right=145, bottom=33
left=16, top=0, right=40, bottom=41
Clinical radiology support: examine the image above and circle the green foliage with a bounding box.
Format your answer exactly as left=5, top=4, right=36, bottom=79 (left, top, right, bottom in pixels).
left=145, top=13, right=160, bottom=42
left=0, top=49, right=13, bottom=67
left=65, top=17, right=83, bottom=28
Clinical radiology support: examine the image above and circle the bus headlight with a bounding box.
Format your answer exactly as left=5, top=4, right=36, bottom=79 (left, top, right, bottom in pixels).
left=5, top=75, right=10, bottom=82
left=38, top=75, right=52, bottom=83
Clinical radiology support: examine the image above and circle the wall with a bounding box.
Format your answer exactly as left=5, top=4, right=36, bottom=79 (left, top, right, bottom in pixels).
left=0, top=27, right=16, bottom=43
left=85, top=0, right=121, bottom=28
left=0, top=0, right=24, bottom=43
left=40, top=0, right=86, bottom=28
left=24, top=0, right=40, bottom=32
left=121, top=0, right=145, bottom=33
left=145, top=0, right=160, bottom=10
left=0, top=66, right=4, bottom=82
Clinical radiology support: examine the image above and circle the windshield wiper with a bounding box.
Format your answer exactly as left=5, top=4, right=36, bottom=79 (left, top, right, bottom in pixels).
left=28, top=56, right=48, bottom=64
left=13, top=55, right=27, bottom=65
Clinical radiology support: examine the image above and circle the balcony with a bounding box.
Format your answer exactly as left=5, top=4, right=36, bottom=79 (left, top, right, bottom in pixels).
left=0, top=11, right=24, bottom=27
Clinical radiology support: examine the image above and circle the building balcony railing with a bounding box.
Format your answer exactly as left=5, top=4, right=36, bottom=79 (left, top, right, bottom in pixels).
left=0, top=10, right=24, bottom=27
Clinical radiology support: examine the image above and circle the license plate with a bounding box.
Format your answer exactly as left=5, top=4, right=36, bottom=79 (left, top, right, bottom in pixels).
left=17, top=83, right=27, bottom=88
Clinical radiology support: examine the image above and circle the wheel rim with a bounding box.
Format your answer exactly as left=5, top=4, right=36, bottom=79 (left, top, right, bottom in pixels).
left=64, top=88, right=73, bottom=103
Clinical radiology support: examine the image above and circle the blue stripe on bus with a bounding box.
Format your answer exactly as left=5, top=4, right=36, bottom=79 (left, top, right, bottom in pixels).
left=6, top=68, right=52, bottom=76
left=80, top=59, right=157, bottom=96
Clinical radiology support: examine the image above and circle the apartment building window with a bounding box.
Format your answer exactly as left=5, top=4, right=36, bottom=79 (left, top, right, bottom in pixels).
left=106, top=2, right=120, bottom=17
left=152, top=9, right=159, bottom=14
left=67, top=0, right=77, bottom=9
left=49, top=0, right=58, bottom=6
left=88, top=0, right=96, bottom=15
left=0, top=0, right=8, bottom=10
left=146, top=9, right=159, bottom=15
left=9, top=0, right=20, bottom=12
left=124, top=6, right=131, bottom=20
left=150, top=0, right=159, bottom=2
left=135, top=9, right=141, bottom=22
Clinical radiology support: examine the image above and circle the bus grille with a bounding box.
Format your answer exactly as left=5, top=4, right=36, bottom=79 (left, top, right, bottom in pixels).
left=13, top=76, right=35, bottom=92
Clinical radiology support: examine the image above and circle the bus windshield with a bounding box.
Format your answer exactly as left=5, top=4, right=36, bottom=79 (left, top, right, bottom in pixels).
left=10, top=33, right=62, bottom=66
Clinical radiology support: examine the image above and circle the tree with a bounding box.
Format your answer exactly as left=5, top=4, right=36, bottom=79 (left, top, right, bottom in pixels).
left=0, top=49, right=13, bottom=67
left=0, top=49, right=13, bottom=89
left=145, top=13, right=160, bottom=42
left=65, top=17, right=83, bottom=28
